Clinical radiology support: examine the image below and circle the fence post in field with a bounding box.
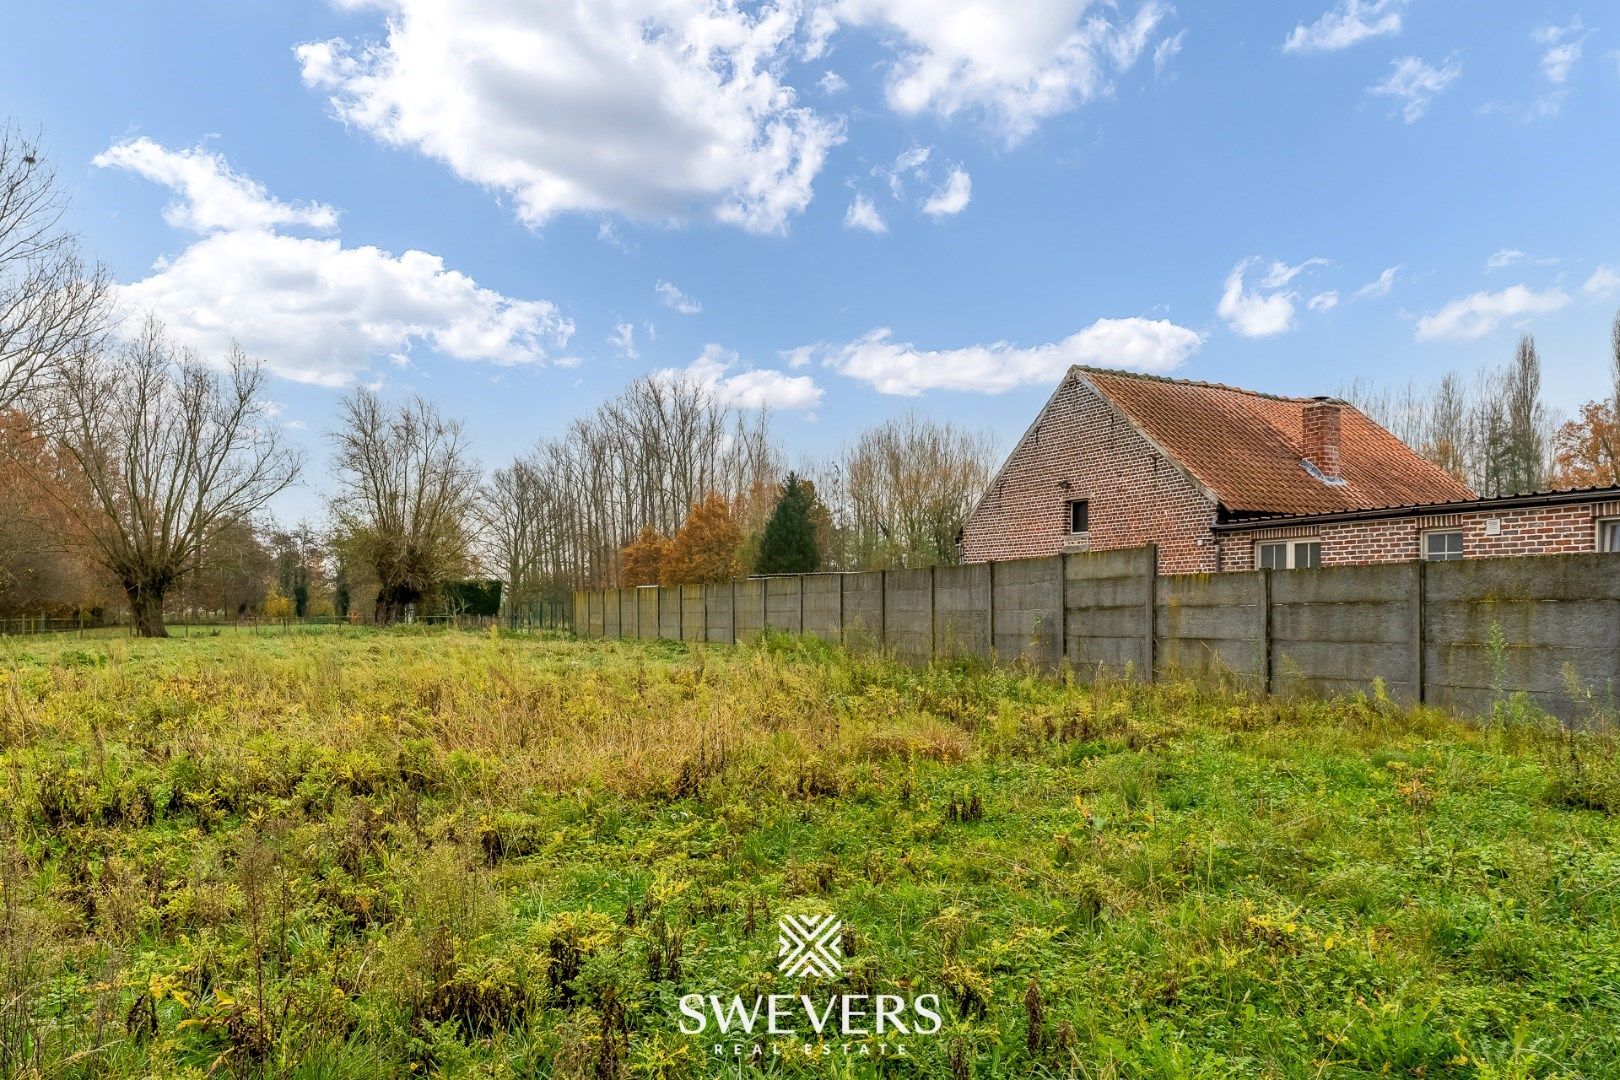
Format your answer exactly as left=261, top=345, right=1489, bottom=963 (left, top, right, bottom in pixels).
left=837, top=573, right=846, bottom=645
left=1057, top=553, right=1069, bottom=666
left=987, top=558, right=997, bottom=659
left=798, top=575, right=805, bottom=635
left=730, top=579, right=738, bottom=644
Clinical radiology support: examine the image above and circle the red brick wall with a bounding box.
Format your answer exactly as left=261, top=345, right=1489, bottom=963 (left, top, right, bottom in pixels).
left=960, top=373, right=1220, bottom=573
left=1218, top=503, right=1610, bottom=569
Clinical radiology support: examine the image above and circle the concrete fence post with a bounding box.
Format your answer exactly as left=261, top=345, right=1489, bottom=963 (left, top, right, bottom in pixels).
left=730, top=579, right=738, bottom=644
left=1058, top=553, right=1069, bottom=665
left=799, top=574, right=805, bottom=635
left=987, top=559, right=997, bottom=658
left=929, top=565, right=938, bottom=660
left=880, top=569, right=888, bottom=650
left=1410, top=559, right=1427, bottom=705
left=1144, top=545, right=1159, bottom=682
left=1259, top=569, right=1273, bottom=693
left=837, top=573, right=846, bottom=644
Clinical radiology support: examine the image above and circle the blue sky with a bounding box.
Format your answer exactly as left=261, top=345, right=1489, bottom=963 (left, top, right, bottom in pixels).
left=7, top=0, right=1619, bottom=519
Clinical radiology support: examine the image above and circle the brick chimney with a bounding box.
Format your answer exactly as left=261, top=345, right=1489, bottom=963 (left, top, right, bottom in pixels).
left=1302, top=396, right=1342, bottom=481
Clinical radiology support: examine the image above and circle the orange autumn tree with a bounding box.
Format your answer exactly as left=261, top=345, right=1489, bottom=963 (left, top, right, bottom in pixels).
left=661, top=493, right=743, bottom=584
left=1550, top=400, right=1620, bottom=488
left=618, top=525, right=670, bottom=587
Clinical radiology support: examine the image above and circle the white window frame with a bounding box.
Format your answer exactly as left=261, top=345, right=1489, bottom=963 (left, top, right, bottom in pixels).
left=1255, top=539, right=1321, bottom=570
left=1598, top=518, right=1620, bottom=553
left=1422, top=528, right=1464, bottom=562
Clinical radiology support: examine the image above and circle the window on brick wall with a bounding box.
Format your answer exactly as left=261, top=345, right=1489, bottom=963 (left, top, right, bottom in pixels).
left=1600, top=519, right=1620, bottom=553
left=1423, top=529, right=1463, bottom=561
left=1068, top=499, right=1089, bottom=534
left=1256, top=539, right=1321, bottom=569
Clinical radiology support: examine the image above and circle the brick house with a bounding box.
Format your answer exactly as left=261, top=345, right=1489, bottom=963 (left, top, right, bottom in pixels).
left=959, top=366, right=1620, bottom=573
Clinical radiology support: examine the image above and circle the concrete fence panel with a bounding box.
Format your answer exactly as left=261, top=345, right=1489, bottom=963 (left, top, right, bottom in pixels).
left=934, top=563, right=991, bottom=660
left=991, top=555, right=1063, bottom=665
left=842, top=572, right=884, bottom=647
left=734, top=579, right=765, bottom=642
left=1066, top=548, right=1155, bottom=679
left=802, top=575, right=843, bottom=642
left=680, top=584, right=705, bottom=641
left=1270, top=562, right=1418, bottom=702
left=703, top=583, right=734, bottom=644
left=1155, top=571, right=1263, bottom=686
left=1424, top=554, right=1620, bottom=719
left=884, top=568, right=934, bottom=662
left=764, top=576, right=802, bottom=633
left=657, top=586, right=681, bottom=640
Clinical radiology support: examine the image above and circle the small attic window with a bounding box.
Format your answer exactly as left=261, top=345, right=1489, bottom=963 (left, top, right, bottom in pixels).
left=1067, top=499, right=1090, bottom=534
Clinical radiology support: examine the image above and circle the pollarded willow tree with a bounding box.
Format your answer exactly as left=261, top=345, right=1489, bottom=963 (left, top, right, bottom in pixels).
left=329, top=389, right=479, bottom=623
left=41, top=319, right=301, bottom=636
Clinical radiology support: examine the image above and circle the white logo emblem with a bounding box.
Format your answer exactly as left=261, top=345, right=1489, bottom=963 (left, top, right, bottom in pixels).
left=777, top=914, right=843, bottom=978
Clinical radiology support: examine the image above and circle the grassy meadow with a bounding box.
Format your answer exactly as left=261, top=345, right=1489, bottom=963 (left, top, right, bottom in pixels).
left=2, top=627, right=1619, bottom=1078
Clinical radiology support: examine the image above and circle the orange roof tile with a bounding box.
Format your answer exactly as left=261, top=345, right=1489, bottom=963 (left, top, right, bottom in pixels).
left=1076, top=367, right=1476, bottom=516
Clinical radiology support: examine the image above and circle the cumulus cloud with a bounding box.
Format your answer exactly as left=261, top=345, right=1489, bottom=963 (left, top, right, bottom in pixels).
left=1353, top=265, right=1401, bottom=299
left=1370, top=55, right=1462, bottom=122
left=1217, top=257, right=1305, bottom=337
left=655, top=280, right=702, bottom=315
left=818, top=70, right=848, bottom=94
left=96, top=138, right=571, bottom=386
left=93, top=138, right=338, bottom=233
left=845, top=192, right=888, bottom=233
left=1308, top=291, right=1339, bottom=312
left=296, top=0, right=842, bottom=234
left=1584, top=266, right=1620, bottom=298
left=920, top=167, right=972, bottom=218
left=1283, top=0, right=1404, bottom=54
left=1415, top=284, right=1570, bottom=341
left=812, top=317, right=1203, bottom=396
left=656, top=343, right=822, bottom=410
left=831, top=0, right=1175, bottom=141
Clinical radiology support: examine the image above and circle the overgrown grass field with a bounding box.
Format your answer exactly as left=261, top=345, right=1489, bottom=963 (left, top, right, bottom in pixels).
left=2, top=628, right=1619, bottom=1078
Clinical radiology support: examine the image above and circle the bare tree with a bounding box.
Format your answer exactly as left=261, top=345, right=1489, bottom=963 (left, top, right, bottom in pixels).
left=814, top=413, right=999, bottom=570
left=329, top=390, right=478, bottom=623
left=480, top=458, right=546, bottom=616
left=0, top=122, right=110, bottom=411
left=38, top=319, right=301, bottom=636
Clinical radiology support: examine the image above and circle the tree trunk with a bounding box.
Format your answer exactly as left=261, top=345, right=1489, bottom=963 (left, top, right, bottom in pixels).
left=126, top=582, right=168, bottom=638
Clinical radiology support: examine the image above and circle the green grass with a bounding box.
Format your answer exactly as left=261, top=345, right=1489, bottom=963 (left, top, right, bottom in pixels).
left=2, top=629, right=1619, bottom=1078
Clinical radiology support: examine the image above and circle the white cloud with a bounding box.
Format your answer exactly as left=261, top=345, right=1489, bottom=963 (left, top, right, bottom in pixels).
left=845, top=192, right=888, bottom=233
left=819, top=70, right=848, bottom=94
left=1217, top=257, right=1298, bottom=337
left=1535, top=19, right=1587, bottom=83
left=1415, top=284, right=1570, bottom=341
left=874, top=145, right=932, bottom=199
left=608, top=322, right=637, bottom=360
left=657, top=344, right=822, bottom=411
left=1260, top=257, right=1329, bottom=289
left=1584, top=266, right=1620, bottom=298
left=815, top=317, right=1203, bottom=396
left=296, top=0, right=842, bottom=234
left=1308, top=291, right=1339, bottom=312
left=1153, top=31, right=1185, bottom=76
left=1283, top=0, right=1403, bottom=53
left=93, top=138, right=338, bottom=233
left=920, top=167, right=972, bottom=218
left=1485, top=248, right=1525, bottom=271
left=98, top=139, right=571, bottom=387
left=1353, top=265, right=1401, bottom=298
left=655, top=280, right=702, bottom=315
left=831, top=0, right=1175, bottom=141
left=1370, top=55, right=1462, bottom=122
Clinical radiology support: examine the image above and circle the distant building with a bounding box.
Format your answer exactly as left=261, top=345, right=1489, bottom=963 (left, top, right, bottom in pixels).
left=960, top=366, right=1620, bottom=573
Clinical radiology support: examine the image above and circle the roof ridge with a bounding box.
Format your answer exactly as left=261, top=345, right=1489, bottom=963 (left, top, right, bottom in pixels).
left=1069, top=364, right=1345, bottom=405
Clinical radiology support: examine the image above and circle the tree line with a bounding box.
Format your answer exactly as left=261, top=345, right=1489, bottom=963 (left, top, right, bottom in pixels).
left=5, top=116, right=1620, bottom=636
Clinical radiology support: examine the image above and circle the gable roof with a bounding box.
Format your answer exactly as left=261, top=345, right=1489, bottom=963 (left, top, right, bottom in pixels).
left=1075, top=367, right=1476, bottom=517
